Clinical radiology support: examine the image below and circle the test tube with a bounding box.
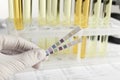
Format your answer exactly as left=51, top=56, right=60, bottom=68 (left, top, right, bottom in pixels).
left=13, top=0, right=23, bottom=30
left=51, top=0, right=60, bottom=25
left=86, top=0, right=101, bottom=57
left=74, top=0, right=90, bottom=58
left=97, top=0, right=112, bottom=56
left=74, top=0, right=82, bottom=26
left=8, top=0, right=14, bottom=20
left=62, top=0, right=72, bottom=25
left=46, top=0, right=52, bottom=24
left=73, top=36, right=79, bottom=54
left=46, top=0, right=60, bottom=25
left=38, top=0, right=46, bottom=25
left=23, top=0, right=32, bottom=24
left=73, top=0, right=82, bottom=54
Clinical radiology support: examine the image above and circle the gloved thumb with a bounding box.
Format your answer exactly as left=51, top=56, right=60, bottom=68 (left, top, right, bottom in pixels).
left=17, top=49, right=47, bottom=68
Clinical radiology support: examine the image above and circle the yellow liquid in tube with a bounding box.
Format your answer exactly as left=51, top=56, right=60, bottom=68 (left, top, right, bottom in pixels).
left=97, top=0, right=112, bottom=56
left=74, top=0, right=90, bottom=58
left=38, top=0, right=46, bottom=25
left=51, top=0, right=60, bottom=25
left=73, top=36, right=79, bottom=54
left=8, top=0, right=14, bottom=20
left=13, top=0, right=23, bottom=30
left=46, top=0, right=52, bottom=24
left=46, top=0, right=60, bottom=25
left=73, top=0, right=82, bottom=54
left=63, top=0, right=72, bottom=25
left=74, top=0, right=82, bottom=25
left=23, top=0, right=32, bottom=24
left=86, top=0, right=101, bottom=57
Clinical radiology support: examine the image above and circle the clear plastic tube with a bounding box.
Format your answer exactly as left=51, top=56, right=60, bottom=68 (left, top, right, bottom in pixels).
left=86, top=0, right=101, bottom=57
left=97, top=0, right=112, bottom=57
left=45, top=0, right=60, bottom=25
left=62, top=0, right=72, bottom=25
left=74, top=0, right=90, bottom=58
left=74, top=0, right=82, bottom=26
left=38, top=0, right=46, bottom=25
left=46, top=0, right=52, bottom=24
left=13, top=0, right=23, bottom=30
left=51, top=0, right=60, bottom=25
left=23, top=0, right=32, bottom=24
left=8, top=0, right=14, bottom=19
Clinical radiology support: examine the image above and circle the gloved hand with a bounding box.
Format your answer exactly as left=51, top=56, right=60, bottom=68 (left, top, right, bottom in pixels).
left=0, top=35, right=47, bottom=80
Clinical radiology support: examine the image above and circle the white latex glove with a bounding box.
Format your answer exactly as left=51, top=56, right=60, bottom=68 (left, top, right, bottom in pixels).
left=0, top=35, right=47, bottom=80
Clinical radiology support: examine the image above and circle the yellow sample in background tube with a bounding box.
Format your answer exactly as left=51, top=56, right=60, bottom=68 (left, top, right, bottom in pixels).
left=13, top=0, right=23, bottom=30
left=8, top=0, right=14, bottom=20
left=23, top=0, right=32, bottom=24
left=45, top=0, right=60, bottom=25
left=97, top=0, right=112, bottom=56
left=80, top=0, right=90, bottom=27
left=46, top=0, right=52, bottom=24
left=51, top=0, right=60, bottom=25
left=74, top=0, right=82, bottom=25
left=74, top=0, right=90, bottom=58
left=38, top=0, right=46, bottom=25
left=73, top=0, right=82, bottom=54
left=86, top=0, right=101, bottom=57
left=62, top=0, right=72, bottom=25
left=73, top=36, right=79, bottom=54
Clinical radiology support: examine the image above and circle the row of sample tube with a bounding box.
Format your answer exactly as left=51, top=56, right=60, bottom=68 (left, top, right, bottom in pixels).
left=73, top=0, right=112, bottom=58
left=8, top=0, right=112, bottom=29
left=8, top=0, right=112, bottom=58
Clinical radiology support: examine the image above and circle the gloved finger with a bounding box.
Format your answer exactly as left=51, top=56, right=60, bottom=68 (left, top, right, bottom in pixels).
left=32, top=56, right=49, bottom=69
left=0, top=35, right=39, bottom=53
left=0, top=49, right=22, bottom=55
left=17, top=49, right=47, bottom=67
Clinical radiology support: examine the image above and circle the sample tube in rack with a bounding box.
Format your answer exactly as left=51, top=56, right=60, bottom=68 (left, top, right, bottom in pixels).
left=74, top=0, right=82, bottom=25
left=86, top=0, right=101, bottom=57
left=73, top=0, right=82, bottom=54
left=8, top=0, right=14, bottom=20
left=74, top=0, right=90, bottom=58
left=46, top=0, right=60, bottom=25
left=13, top=0, right=23, bottom=30
left=73, top=36, right=79, bottom=54
left=51, top=0, right=60, bottom=25
left=97, top=0, right=112, bottom=57
left=38, top=0, right=46, bottom=25
left=23, top=0, right=32, bottom=24
left=62, top=0, right=72, bottom=25
left=46, top=0, right=52, bottom=24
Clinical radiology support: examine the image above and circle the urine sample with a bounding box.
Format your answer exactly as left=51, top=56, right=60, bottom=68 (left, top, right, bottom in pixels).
left=23, top=0, right=32, bottom=24
left=80, top=0, right=90, bottom=27
left=62, top=0, right=72, bottom=25
left=46, top=0, right=60, bottom=25
left=74, top=0, right=82, bottom=26
left=73, top=36, right=78, bottom=54
left=74, top=0, right=90, bottom=58
left=13, top=0, right=23, bottom=30
left=86, top=0, right=101, bottom=57
left=8, top=0, right=14, bottom=20
left=38, top=0, right=47, bottom=25
left=97, top=0, right=112, bottom=56
left=51, top=0, right=60, bottom=25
